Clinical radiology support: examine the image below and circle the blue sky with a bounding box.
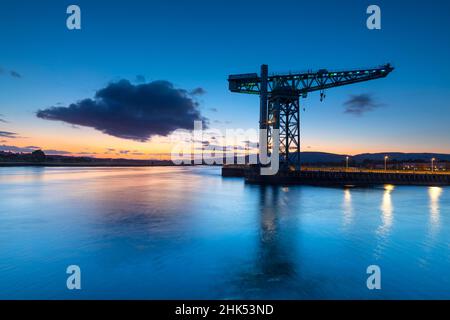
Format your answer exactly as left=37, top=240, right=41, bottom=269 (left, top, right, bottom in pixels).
left=1, top=0, right=450, bottom=156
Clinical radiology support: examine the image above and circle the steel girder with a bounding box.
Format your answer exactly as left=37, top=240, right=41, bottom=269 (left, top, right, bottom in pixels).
left=228, top=64, right=394, bottom=95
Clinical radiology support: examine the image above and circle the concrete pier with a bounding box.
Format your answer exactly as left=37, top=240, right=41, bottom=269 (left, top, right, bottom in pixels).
left=222, top=165, right=450, bottom=186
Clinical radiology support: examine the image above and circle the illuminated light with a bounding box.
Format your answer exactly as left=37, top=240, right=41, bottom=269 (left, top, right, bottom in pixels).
left=343, top=188, right=353, bottom=226
left=380, top=186, right=394, bottom=232
left=429, top=186, right=443, bottom=227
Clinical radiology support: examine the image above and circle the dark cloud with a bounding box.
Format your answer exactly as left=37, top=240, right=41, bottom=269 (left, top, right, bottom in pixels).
left=0, top=114, right=7, bottom=123
left=242, top=140, right=258, bottom=148
left=0, top=131, right=18, bottom=138
left=0, top=144, right=72, bottom=155
left=43, top=149, right=72, bottom=155
left=0, top=67, right=21, bottom=78
left=135, top=75, right=146, bottom=83
left=36, top=80, right=208, bottom=142
left=191, top=87, right=206, bottom=95
left=0, top=145, right=30, bottom=153
left=0, top=144, right=37, bottom=153
left=343, top=94, right=382, bottom=116
left=78, top=152, right=98, bottom=155
left=10, top=70, right=22, bottom=78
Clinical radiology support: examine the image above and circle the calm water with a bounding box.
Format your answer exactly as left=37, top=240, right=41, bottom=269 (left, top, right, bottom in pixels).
left=0, top=166, right=449, bottom=299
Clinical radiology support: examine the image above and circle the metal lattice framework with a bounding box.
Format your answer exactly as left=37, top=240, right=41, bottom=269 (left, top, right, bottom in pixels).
left=228, top=64, right=394, bottom=171
left=267, top=94, right=300, bottom=170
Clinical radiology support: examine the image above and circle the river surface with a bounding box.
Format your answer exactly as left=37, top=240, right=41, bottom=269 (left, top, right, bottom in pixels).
left=0, top=166, right=449, bottom=299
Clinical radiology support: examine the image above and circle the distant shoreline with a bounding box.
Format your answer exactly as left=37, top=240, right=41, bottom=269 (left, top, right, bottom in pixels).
left=0, top=162, right=181, bottom=167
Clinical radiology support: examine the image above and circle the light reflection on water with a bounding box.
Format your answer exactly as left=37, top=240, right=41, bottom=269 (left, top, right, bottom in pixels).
left=342, top=188, right=353, bottom=227
left=0, top=166, right=449, bottom=299
left=429, top=187, right=442, bottom=227
left=379, top=185, right=394, bottom=237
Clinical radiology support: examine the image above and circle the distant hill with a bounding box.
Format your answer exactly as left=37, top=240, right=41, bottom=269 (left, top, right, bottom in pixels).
left=299, top=152, right=346, bottom=163
left=299, top=152, right=450, bottom=164
left=2, top=149, right=449, bottom=166
left=352, top=152, right=450, bottom=162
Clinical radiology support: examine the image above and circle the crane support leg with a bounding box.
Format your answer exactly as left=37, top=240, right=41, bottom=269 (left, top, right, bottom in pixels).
left=268, top=94, right=300, bottom=171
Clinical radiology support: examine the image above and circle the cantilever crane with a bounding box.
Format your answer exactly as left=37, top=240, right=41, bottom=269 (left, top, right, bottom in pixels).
left=228, top=64, right=394, bottom=171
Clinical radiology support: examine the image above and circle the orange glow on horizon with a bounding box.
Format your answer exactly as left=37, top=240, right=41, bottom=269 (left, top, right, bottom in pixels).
left=2, top=125, right=449, bottom=160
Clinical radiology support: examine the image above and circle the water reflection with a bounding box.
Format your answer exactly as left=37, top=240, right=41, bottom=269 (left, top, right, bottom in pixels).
left=428, top=187, right=442, bottom=236
left=342, top=188, right=353, bottom=227
left=235, top=185, right=299, bottom=298
left=1, top=166, right=450, bottom=299
left=429, top=187, right=442, bottom=224
left=379, top=185, right=394, bottom=235
left=374, top=185, right=395, bottom=258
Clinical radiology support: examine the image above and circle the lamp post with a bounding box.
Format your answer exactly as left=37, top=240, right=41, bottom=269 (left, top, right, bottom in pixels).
left=346, top=156, right=349, bottom=171
left=384, top=156, right=389, bottom=171
left=431, top=158, right=435, bottom=172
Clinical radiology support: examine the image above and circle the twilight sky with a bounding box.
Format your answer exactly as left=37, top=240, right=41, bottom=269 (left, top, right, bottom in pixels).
left=1, top=0, right=450, bottom=158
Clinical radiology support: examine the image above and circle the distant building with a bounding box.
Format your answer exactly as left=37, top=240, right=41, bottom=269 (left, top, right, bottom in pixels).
left=401, top=161, right=448, bottom=171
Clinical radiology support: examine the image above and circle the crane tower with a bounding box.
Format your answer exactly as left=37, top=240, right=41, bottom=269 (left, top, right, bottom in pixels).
left=228, top=64, right=394, bottom=171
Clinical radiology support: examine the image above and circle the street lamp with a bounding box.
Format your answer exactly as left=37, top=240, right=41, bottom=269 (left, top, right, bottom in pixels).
left=384, top=156, right=389, bottom=171
left=346, top=156, right=349, bottom=170
left=431, top=158, right=436, bottom=172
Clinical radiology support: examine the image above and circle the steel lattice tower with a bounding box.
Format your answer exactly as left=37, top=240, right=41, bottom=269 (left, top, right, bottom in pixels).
left=228, top=63, right=394, bottom=172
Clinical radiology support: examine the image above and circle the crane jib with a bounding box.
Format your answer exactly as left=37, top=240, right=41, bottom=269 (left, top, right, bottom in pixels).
left=228, top=64, right=394, bottom=95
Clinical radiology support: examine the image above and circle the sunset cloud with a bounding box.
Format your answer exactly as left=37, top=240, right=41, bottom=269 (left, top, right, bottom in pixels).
left=343, top=94, right=382, bottom=116
left=36, top=80, right=208, bottom=142
left=0, top=131, right=18, bottom=138
left=0, top=144, right=72, bottom=155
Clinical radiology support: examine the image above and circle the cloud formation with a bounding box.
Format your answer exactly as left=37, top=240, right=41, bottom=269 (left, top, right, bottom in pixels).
left=0, top=131, right=18, bottom=138
left=37, top=80, right=208, bottom=142
left=44, top=149, right=72, bottom=155
left=343, top=94, right=381, bottom=116
left=0, top=145, right=35, bottom=153
left=0, top=144, right=72, bottom=155
left=135, top=75, right=146, bottom=83
left=191, top=87, right=206, bottom=95
left=10, top=71, right=21, bottom=78
left=0, top=67, right=22, bottom=79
